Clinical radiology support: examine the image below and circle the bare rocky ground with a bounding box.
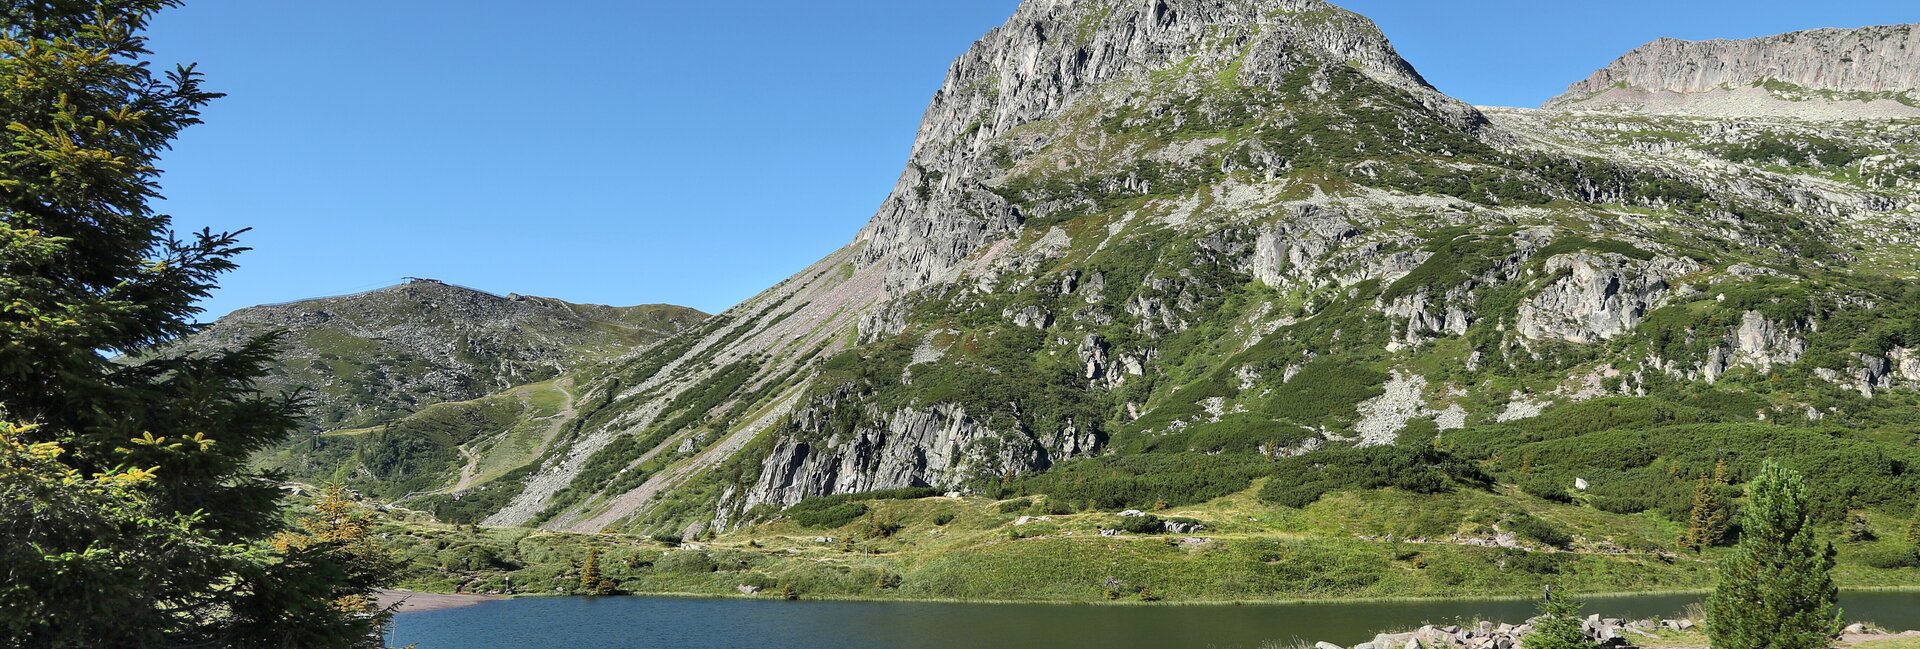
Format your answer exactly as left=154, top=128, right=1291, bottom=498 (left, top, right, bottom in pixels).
left=374, top=589, right=501, bottom=613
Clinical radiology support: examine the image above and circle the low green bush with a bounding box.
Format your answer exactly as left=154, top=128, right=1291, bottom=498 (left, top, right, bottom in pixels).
left=791, top=502, right=867, bottom=528
left=1856, top=544, right=1920, bottom=569
left=1259, top=445, right=1491, bottom=508
left=1505, top=513, right=1573, bottom=549
left=656, top=551, right=717, bottom=575
left=785, top=487, right=940, bottom=528
left=1114, top=514, right=1164, bottom=534
left=1518, top=475, right=1573, bottom=503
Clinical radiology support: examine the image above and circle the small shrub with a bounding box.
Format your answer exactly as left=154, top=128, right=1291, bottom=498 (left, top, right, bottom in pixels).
left=791, top=502, right=868, bottom=528
left=1524, top=592, right=1596, bottom=649
left=649, top=533, right=683, bottom=546
left=932, top=513, right=955, bottom=526
left=1008, top=522, right=1056, bottom=540
left=1114, top=514, right=1164, bottom=534
left=863, top=512, right=903, bottom=539
left=1507, top=513, right=1574, bottom=549
left=1259, top=445, right=1491, bottom=508
left=784, top=488, right=940, bottom=528
left=1518, top=475, right=1574, bottom=503
left=997, top=498, right=1033, bottom=514
left=1499, top=548, right=1564, bottom=574
left=656, top=551, right=717, bottom=574
left=1857, top=545, right=1920, bottom=569
left=1842, top=512, right=1876, bottom=543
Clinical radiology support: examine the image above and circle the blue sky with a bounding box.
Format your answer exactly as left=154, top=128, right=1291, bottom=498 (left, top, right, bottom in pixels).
left=146, top=1, right=1916, bottom=319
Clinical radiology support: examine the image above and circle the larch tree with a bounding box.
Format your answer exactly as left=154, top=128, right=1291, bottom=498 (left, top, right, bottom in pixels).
left=1680, top=459, right=1733, bottom=553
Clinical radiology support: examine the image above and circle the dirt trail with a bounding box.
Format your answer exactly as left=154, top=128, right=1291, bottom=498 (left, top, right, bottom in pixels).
left=449, top=445, right=483, bottom=493
left=447, top=378, right=578, bottom=496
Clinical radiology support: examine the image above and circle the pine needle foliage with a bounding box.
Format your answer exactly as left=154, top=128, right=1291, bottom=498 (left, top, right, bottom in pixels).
left=1, top=2, right=395, bottom=646
left=1705, top=460, right=1841, bottom=649
left=1524, top=591, right=1597, bottom=649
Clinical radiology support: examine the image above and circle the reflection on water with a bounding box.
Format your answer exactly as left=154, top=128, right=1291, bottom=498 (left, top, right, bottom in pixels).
left=392, top=592, right=1920, bottom=649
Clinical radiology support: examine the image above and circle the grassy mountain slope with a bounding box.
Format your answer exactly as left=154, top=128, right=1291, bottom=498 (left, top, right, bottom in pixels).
left=175, top=278, right=704, bottom=431
left=348, top=0, right=1920, bottom=600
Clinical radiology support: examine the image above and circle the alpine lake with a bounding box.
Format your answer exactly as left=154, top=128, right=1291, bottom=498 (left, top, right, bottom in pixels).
left=391, top=591, right=1920, bottom=649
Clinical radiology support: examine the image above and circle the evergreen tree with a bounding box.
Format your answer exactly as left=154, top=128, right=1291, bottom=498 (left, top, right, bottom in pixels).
left=1524, top=590, right=1597, bottom=649
left=1, top=2, right=390, bottom=646
left=1705, top=461, right=1841, bottom=649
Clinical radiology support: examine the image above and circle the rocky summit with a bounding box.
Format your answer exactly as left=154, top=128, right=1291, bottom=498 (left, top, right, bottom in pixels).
left=266, top=0, right=1920, bottom=585
left=1546, top=23, right=1920, bottom=118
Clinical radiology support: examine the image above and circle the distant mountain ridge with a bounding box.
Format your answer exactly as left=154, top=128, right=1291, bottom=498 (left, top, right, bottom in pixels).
left=173, top=278, right=705, bottom=431
left=1547, top=23, right=1920, bottom=118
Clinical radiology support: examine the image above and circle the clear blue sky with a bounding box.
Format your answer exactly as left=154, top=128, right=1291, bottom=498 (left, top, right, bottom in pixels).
left=146, top=1, right=1915, bottom=319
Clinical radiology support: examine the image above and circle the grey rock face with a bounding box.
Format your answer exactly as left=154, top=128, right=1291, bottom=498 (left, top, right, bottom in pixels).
left=1815, top=346, right=1920, bottom=396
left=743, top=390, right=1098, bottom=509
left=1547, top=23, right=1920, bottom=117
left=853, top=0, right=1481, bottom=294
left=1248, top=204, right=1360, bottom=289
left=1517, top=253, right=1698, bottom=344
left=1693, top=311, right=1808, bottom=383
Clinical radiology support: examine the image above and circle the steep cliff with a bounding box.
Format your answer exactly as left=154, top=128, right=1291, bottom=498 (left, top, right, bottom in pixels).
left=1547, top=23, right=1920, bottom=118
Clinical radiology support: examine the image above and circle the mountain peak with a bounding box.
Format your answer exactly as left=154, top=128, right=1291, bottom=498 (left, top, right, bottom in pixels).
left=853, top=0, right=1482, bottom=294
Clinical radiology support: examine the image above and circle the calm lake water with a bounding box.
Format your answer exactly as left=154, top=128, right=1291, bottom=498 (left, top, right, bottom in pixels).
left=391, top=592, right=1920, bottom=649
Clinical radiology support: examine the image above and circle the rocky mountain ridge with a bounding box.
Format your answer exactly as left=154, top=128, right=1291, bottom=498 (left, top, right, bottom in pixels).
left=1547, top=23, right=1920, bottom=118
left=174, top=279, right=704, bottom=431
left=854, top=0, right=1484, bottom=295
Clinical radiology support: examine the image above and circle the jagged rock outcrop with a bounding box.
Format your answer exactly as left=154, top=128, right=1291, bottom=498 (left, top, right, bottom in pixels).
left=744, top=394, right=1098, bottom=508
left=1247, top=203, right=1361, bottom=288
left=1697, top=311, right=1809, bottom=383
left=168, top=279, right=704, bottom=430
left=1816, top=346, right=1920, bottom=396
left=1518, top=253, right=1698, bottom=344
left=853, top=0, right=1483, bottom=294
left=1547, top=23, right=1920, bottom=118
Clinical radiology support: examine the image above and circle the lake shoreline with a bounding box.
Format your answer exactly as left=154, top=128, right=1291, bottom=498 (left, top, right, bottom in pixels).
left=387, top=591, right=1920, bottom=649
left=378, top=589, right=503, bottom=612
left=391, top=585, right=1920, bottom=611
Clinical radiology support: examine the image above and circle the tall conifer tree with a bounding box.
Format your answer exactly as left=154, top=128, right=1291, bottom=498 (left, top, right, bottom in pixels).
left=1705, top=461, right=1840, bottom=649
left=1, top=2, right=392, bottom=646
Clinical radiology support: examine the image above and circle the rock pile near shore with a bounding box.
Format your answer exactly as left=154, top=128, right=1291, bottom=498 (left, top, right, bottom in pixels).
left=1331, top=617, right=1912, bottom=649
left=1349, top=617, right=1686, bottom=649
